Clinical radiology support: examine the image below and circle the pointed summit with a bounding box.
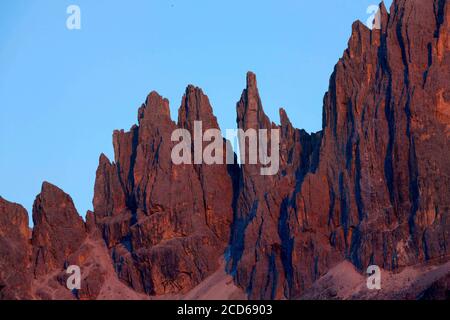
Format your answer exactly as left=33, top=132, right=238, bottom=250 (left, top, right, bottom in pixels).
left=347, top=20, right=371, bottom=58
left=237, top=72, right=271, bottom=131
left=138, top=91, right=171, bottom=124
left=98, top=152, right=111, bottom=166
left=32, top=182, right=86, bottom=276
left=246, top=71, right=258, bottom=90
left=279, top=107, right=293, bottom=129
left=378, top=1, right=389, bottom=29
left=178, top=85, right=219, bottom=133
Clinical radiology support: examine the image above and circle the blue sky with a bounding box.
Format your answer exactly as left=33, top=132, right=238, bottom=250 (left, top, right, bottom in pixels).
left=0, top=0, right=392, bottom=220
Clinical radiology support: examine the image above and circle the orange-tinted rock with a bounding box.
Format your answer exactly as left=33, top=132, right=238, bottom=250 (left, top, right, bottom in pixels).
left=228, top=72, right=327, bottom=299
left=93, top=88, right=236, bottom=295
left=229, top=0, right=450, bottom=299
left=0, top=197, right=32, bottom=299
left=31, top=182, right=87, bottom=276
left=178, top=85, right=236, bottom=243
left=0, top=0, right=448, bottom=301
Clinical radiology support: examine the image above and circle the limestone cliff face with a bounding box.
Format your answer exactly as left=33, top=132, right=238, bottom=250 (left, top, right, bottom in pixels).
left=229, top=0, right=450, bottom=299
left=1, top=182, right=129, bottom=300
left=227, top=72, right=323, bottom=299
left=0, top=0, right=448, bottom=300
left=32, top=182, right=87, bottom=277
left=93, top=88, right=236, bottom=295
left=0, top=197, right=32, bottom=299
left=290, top=0, right=450, bottom=298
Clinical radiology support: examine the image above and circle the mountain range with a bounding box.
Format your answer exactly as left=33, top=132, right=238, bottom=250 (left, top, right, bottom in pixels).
left=0, top=0, right=449, bottom=300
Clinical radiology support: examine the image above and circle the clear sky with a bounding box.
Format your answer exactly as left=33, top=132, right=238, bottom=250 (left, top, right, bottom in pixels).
left=0, top=0, right=392, bottom=220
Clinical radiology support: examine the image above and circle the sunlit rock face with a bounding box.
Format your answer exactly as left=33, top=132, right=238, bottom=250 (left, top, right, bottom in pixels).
left=0, top=197, right=32, bottom=299
left=0, top=0, right=449, bottom=301
left=93, top=88, right=236, bottom=295
left=229, top=0, right=450, bottom=299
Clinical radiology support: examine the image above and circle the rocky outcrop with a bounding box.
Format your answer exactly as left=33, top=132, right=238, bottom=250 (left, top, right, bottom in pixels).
left=92, top=88, right=236, bottom=295
left=227, top=72, right=324, bottom=299
left=1, top=182, right=143, bottom=300
left=229, top=0, right=450, bottom=299
left=0, top=0, right=448, bottom=301
left=29, top=182, right=119, bottom=300
left=0, top=197, right=32, bottom=299
left=31, top=182, right=87, bottom=277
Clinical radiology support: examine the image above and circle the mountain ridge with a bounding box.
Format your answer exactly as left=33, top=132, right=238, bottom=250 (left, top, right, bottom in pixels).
left=0, top=0, right=449, bottom=300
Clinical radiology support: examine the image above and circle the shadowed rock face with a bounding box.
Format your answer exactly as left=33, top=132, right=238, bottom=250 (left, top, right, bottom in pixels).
left=419, top=272, right=450, bottom=300
left=0, top=0, right=448, bottom=300
left=227, top=72, right=324, bottom=299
